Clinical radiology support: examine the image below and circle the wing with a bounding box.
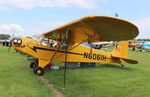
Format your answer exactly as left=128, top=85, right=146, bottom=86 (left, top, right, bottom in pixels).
left=43, top=16, right=139, bottom=44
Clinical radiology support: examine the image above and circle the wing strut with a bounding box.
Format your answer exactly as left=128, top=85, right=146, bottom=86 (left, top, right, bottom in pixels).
left=64, top=43, right=68, bottom=87
left=50, top=30, right=69, bottom=62
left=48, top=30, right=69, bottom=87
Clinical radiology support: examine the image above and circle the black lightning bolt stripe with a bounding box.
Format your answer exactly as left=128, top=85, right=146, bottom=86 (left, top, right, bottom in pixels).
left=30, top=47, right=37, bottom=52
left=31, top=46, right=83, bottom=56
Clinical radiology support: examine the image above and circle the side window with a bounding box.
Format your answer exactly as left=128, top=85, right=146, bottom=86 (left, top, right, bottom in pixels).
left=50, top=32, right=57, bottom=40
left=40, top=37, right=57, bottom=47
left=65, top=30, right=71, bottom=44
left=61, top=30, right=72, bottom=49
left=40, top=38, right=48, bottom=46
left=40, top=31, right=72, bottom=48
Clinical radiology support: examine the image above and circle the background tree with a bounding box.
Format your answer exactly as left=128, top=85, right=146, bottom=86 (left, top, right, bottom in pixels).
left=0, top=34, right=11, bottom=40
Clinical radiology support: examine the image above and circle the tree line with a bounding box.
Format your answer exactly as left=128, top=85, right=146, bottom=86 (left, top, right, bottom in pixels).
left=0, top=34, right=10, bottom=40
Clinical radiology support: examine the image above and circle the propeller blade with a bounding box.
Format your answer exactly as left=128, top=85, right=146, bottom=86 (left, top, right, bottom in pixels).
left=8, top=32, right=14, bottom=52
left=8, top=40, right=12, bottom=52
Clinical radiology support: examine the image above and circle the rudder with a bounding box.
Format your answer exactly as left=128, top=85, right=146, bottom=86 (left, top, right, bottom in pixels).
left=112, top=41, right=128, bottom=59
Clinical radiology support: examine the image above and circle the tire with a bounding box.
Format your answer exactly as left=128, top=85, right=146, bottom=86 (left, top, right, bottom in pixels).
left=30, top=62, right=37, bottom=68
left=132, top=47, right=136, bottom=51
left=34, top=67, right=44, bottom=76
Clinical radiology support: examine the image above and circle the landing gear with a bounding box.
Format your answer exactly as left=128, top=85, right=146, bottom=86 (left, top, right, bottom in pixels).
left=29, top=59, right=51, bottom=76
left=29, top=60, right=44, bottom=76
left=120, top=64, right=127, bottom=68
left=30, top=62, right=37, bottom=68
left=30, top=59, right=38, bottom=69
left=34, top=67, right=44, bottom=76
left=121, top=64, right=125, bottom=68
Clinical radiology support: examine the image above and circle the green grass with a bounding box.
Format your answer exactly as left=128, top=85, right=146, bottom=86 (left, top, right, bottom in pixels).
left=1, top=46, right=150, bottom=97
left=0, top=46, right=55, bottom=97
left=44, top=48, right=150, bottom=97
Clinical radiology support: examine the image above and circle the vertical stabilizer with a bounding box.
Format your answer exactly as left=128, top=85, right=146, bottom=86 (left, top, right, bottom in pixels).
left=112, top=41, right=128, bottom=59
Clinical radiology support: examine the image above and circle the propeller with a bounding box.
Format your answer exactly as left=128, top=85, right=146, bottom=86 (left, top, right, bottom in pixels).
left=8, top=32, right=14, bottom=52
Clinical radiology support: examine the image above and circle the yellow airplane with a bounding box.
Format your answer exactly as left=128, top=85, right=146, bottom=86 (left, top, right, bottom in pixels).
left=9, top=16, right=139, bottom=76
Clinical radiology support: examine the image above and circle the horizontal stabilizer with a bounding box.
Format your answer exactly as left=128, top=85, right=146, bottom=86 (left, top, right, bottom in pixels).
left=122, top=58, right=138, bottom=64
left=112, top=56, right=138, bottom=64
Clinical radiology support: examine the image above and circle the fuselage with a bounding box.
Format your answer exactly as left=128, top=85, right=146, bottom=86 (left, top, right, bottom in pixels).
left=12, top=37, right=121, bottom=64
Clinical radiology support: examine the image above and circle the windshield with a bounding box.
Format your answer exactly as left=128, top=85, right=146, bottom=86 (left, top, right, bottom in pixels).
left=32, top=34, right=44, bottom=42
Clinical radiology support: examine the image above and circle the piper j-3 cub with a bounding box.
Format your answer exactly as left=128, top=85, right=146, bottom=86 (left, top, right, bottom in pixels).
left=9, top=16, right=139, bottom=76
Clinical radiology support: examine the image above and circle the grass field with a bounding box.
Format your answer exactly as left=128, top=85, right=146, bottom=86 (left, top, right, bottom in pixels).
left=0, top=46, right=150, bottom=97
left=0, top=46, right=55, bottom=97
left=44, top=48, right=150, bottom=97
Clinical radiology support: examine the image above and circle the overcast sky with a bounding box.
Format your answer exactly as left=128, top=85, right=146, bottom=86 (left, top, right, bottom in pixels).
left=0, top=0, right=150, bottom=39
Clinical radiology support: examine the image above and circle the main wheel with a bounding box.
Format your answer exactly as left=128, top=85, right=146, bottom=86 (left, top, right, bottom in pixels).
left=34, top=67, right=44, bottom=76
left=30, top=62, right=37, bottom=68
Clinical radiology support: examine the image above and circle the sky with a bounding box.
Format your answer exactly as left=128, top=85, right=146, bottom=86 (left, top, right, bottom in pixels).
left=0, top=0, right=150, bottom=39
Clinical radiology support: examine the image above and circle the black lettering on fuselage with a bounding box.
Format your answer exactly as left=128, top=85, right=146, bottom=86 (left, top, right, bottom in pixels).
left=89, top=53, right=92, bottom=59
left=83, top=52, right=106, bottom=61
left=84, top=52, right=88, bottom=59
left=93, top=54, right=97, bottom=60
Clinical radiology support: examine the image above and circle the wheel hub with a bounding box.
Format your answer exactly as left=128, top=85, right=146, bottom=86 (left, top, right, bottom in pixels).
left=37, top=70, right=41, bottom=74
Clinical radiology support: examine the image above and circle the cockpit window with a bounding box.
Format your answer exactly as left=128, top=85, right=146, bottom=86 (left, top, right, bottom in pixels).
left=32, top=30, right=72, bottom=49
left=40, top=38, right=57, bottom=47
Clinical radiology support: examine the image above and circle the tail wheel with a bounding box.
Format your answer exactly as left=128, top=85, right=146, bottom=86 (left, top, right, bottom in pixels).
left=30, top=62, right=37, bottom=68
left=34, top=67, right=44, bottom=76
left=132, top=47, right=136, bottom=51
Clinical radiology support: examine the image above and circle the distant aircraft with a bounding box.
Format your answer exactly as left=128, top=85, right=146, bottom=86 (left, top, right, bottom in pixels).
left=9, top=16, right=139, bottom=76
left=128, top=41, right=138, bottom=51
left=142, top=42, right=150, bottom=51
